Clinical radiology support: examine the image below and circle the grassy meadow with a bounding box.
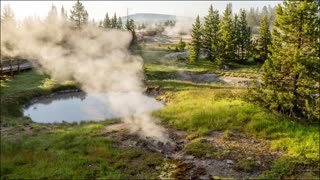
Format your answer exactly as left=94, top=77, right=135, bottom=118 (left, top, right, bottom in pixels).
left=0, top=47, right=319, bottom=179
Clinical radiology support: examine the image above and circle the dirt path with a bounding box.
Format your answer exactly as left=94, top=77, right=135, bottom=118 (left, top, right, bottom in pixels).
left=101, top=123, right=281, bottom=179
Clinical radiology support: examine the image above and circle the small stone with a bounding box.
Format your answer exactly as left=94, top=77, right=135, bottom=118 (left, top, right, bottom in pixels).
left=255, top=161, right=261, bottom=165
left=185, top=155, right=194, bottom=160
left=247, top=157, right=253, bottom=160
left=226, top=159, right=235, bottom=165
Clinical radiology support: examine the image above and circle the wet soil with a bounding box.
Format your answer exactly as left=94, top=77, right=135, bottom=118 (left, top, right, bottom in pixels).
left=101, top=123, right=282, bottom=179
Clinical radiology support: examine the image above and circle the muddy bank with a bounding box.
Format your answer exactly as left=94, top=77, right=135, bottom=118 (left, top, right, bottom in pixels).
left=101, top=123, right=281, bottom=179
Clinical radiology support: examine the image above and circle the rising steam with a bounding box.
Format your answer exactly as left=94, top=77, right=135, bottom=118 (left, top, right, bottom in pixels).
left=163, top=17, right=193, bottom=37
left=1, top=15, right=169, bottom=142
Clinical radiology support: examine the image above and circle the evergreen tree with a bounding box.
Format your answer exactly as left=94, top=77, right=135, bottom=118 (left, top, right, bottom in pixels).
left=188, top=15, right=202, bottom=63
left=70, top=0, right=88, bottom=30
left=117, top=16, right=122, bottom=29
left=256, top=16, right=271, bottom=62
left=103, top=13, right=111, bottom=29
left=202, top=5, right=220, bottom=61
left=177, top=38, right=186, bottom=51
left=1, top=4, right=15, bottom=25
left=233, top=14, right=240, bottom=61
left=188, top=46, right=198, bottom=63
left=238, top=9, right=252, bottom=61
left=258, top=1, right=320, bottom=121
left=47, top=4, right=58, bottom=23
left=218, top=3, right=235, bottom=63
left=60, top=6, right=68, bottom=20
left=111, top=13, right=117, bottom=28
left=126, top=19, right=138, bottom=49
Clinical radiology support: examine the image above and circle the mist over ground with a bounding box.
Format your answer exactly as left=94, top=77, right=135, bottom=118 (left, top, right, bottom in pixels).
left=1, top=15, right=170, bottom=142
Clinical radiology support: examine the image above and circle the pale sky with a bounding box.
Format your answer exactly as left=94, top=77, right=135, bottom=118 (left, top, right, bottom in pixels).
left=2, top=1, right=281, bottom=21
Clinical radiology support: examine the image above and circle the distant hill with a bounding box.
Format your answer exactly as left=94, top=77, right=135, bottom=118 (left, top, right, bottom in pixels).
left=122, top=13, right=176, bottom=24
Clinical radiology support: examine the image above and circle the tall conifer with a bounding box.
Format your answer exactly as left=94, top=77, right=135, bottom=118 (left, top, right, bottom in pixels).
left=260, top=1, right=319, bottom=121
left=188, top=15, right=202, bottom=63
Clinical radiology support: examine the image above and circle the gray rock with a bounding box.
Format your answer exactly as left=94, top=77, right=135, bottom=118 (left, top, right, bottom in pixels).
left=185, top=155, right=195, bottom=160
left=226, top=159, right=235, bottom=165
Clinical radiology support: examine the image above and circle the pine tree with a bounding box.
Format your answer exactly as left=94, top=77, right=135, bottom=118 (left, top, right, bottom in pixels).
left=126, top=19, right=138, bottom=49
left=188, top=46, right=198, bottom=63
left=218, top=3, right=235, bottom=63
left=188, top=15, right=202, bottom=63
left=1, top=4, right=15, bottom=25
left=177, top=38, right=186, bottom=51
left=117, top=16, right=122, bottom=29
left=60, top=6, right=68, bottom=20
left=256, top=16, right=271, bottom=62
left=238, top=9, right=252, bottom=61
left=103, top=13, right=111, bottom=29
left=233, top=14, right=240, bottom=61
left=260, top=1, right=319, bottom=121
left=111, top=13, right=117, bottom=28
left=70, top=0, right=88, bottom=30
left=46, top=4, right=58, bottom=24
left=202, top=5, right=220, bottom=61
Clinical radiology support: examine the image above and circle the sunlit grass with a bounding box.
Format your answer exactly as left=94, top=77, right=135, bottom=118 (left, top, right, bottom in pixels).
left=0, top=71, right=47, bottom=94
left=1, top=122, right=163, bottom=179
left=152, top=82, right=319, bottom=160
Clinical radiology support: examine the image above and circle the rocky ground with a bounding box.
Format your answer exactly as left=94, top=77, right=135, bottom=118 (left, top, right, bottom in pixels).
left=101, top=122, right=282, bottom=179
left=174, top=71, right=253, bottom=87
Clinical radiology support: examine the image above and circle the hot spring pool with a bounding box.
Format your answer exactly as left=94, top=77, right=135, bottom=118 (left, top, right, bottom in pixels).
left=23, top=92, right=163, bottom=123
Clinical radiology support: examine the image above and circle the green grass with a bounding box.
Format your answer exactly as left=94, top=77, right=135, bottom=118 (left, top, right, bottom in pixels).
left=143, top=48, right=319, bottom=178
left=260, top=157, right=319, bottom=179
left=1, top=121, right=163, bottom=179
left=0, top=71, right=164, bottom=179
left=152, top=84, right=319, bottom=160
left=148, top=77, right=319, bottom=178
left=1, top=48, right=319, bottom=179
left=0, top=71, right=47, bottom=94
left=0, top=71, right=78, bottom=125
left=142, top=48, right=261, bottom=81
left=182, top=138, right=220, bottom=159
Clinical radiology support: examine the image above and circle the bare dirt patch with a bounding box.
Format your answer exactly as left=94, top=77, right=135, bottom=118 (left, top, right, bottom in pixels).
left=101, top=123, right=282, bottom=179
left=175, top=71, right=253, bottom=87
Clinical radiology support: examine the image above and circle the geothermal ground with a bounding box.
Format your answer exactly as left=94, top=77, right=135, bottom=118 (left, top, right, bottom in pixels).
left=103, top=122, right=282, bottom=179
left=1, top=42, right=319, bottom=179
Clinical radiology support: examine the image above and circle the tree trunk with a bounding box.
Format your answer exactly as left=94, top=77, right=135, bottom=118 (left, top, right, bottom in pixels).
left=292, top=73, right=300, bottom=115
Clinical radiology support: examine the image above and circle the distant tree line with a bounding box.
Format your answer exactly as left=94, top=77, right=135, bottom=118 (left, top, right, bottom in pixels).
left=188, top=4, right=261, bottom=64
left=245, top=5, right=276, bottom=30
left=188, top=1, right=319, bottom=122
left=249, top=1, right=319, bottom=122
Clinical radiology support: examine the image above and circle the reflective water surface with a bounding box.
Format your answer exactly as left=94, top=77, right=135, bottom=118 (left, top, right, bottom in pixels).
left=23, top=92, right=163, bottom=123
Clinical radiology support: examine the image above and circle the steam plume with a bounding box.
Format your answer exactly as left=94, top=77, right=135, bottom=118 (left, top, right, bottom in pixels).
left=1, top=15, right=169, bottom=142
